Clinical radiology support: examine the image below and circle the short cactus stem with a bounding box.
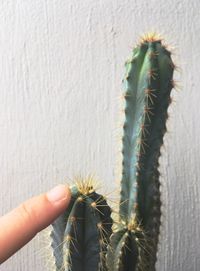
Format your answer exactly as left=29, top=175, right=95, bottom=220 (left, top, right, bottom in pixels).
left=50, top=177, right=112, bottom=271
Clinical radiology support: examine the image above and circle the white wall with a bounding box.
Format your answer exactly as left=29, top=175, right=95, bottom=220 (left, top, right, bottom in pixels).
left=0, top=1, right=200, bottom=270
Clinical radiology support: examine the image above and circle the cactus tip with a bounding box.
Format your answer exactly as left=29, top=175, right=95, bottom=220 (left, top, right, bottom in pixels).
left=140, top=32, right=163, bottom=43
left=74, top=175, right=98, bottom=195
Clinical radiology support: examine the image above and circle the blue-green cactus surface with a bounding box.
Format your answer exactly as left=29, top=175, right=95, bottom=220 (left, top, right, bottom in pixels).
left=50, top=178, right=112, bottom=271
left=107, top=33, right=175, bottom=271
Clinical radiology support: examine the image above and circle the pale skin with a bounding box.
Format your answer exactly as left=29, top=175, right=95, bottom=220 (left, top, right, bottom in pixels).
left=0, top=185, right=71, bottom=264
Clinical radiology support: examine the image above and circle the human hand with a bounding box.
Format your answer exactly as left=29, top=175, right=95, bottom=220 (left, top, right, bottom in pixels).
left=0, top=185, right=71, bottom=264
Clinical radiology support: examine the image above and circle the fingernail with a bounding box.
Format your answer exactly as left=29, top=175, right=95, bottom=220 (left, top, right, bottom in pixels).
left=47, top=185, right=68, bottom=203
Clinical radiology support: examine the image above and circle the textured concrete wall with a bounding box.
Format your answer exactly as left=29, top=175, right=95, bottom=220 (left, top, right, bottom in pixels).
left=0, top=1, right=200, bottom=270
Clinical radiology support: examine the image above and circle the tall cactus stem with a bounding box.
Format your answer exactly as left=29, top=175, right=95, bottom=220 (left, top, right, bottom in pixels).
left=107, top=33, right=175, bottom=271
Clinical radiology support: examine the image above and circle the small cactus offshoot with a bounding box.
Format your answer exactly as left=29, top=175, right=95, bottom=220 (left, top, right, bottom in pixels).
left=50, top=177, right=112, bottom=271
left=49, top=33, right=175, bottom=271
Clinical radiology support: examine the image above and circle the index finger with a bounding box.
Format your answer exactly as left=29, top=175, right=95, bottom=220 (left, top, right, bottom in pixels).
left=0, top=185, right=71, bottom=263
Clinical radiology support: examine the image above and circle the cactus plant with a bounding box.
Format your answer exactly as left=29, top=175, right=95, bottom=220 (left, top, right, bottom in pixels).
left=49, top=33, right=175, bottom=271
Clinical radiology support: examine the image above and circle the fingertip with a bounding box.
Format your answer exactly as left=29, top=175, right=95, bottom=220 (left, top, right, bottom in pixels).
left=0, top=185, right=71, bottom=263
left=46, top=184, right=71, bottom=207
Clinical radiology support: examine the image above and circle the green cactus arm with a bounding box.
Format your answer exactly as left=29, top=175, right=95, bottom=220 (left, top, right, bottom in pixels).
left=107, top=33, right=175, bottom=271
left=119, top=36, right=174, bottom=227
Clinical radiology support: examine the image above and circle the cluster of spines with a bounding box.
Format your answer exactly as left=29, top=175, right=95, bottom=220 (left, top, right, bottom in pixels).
left=50, top=178, right=112, bottom=271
